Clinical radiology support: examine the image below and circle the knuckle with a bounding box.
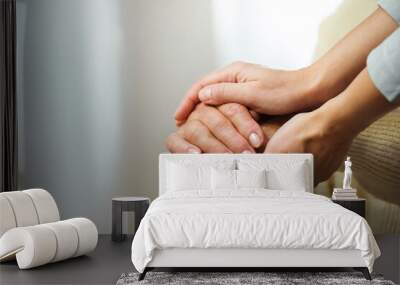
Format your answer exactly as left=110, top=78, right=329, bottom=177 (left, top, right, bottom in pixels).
left=195, top=102, right=208, bottom=112
left=211, top=116, right=229, bottom=130
left=191, top=104, right=214, bottom=123
left=184, top=120, right=205, bottom=141
left=221, top=103, right=246, bottom=117
left=188, top=106, right=201, bottom=121
left=187, top=112, right=197, bottom=121
left=189, top=103, right=210, bottom=120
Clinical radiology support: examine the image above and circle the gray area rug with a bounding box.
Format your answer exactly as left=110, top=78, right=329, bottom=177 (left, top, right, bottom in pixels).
left=116, top=272, right=396, bottom=285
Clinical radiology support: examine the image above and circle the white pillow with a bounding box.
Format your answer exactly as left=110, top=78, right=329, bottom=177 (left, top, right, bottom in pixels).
left=238, top=159, right=309, bottom=191
left=166, top=160, right=236, bottom=191
left=211, top=168, right=236, bottom=190
left=167, top=163, right=210, bottom=191
left=236, top=169, right=267, bottom=189
left=266, top=166, right=307, bottom=191
left=211, top=169, right=267, bottom=190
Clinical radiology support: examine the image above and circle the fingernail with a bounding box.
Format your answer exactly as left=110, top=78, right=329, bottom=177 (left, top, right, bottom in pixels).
left=249, top=133, right=261, bottom=148
left=188, top=148, right=201, bottom=154
left=199, top=88, right=211, bottom=100
left=242, top=150, right=252, bottom=154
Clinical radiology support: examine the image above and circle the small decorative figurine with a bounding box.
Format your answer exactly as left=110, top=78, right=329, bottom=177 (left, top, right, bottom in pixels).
left=333, top=157, right=357, bottom=199
left=342, top=157, right=352, bottom=190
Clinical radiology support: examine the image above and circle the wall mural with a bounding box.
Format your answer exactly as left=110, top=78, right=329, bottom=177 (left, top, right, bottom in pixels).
left=312, top=0, right=399, bottom=234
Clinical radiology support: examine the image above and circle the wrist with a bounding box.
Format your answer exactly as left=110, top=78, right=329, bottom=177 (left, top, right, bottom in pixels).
left=310, top=96, right=358, bottom=146
left=314, top=94, right=366, bottom=144
left=295, top=64, right=336, bottom=110
left=317, top=69, right=398, bottom=139
left=305, top=57, right=361, bottom=109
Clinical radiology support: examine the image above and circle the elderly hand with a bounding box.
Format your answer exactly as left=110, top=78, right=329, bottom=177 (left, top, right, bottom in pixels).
left=166, top=103, right=265, bottom=153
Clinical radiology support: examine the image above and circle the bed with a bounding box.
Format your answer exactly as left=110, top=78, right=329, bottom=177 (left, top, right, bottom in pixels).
left=131, top=154, right=380, bottom=280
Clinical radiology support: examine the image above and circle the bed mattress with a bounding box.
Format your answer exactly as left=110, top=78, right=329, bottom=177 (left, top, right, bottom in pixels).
left=131, top=189, right=380, bottom=273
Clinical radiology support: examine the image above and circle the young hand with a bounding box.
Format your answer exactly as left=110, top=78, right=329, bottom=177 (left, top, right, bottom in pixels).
left=265, top=111, right=353, bottom=184
left=174, top=62, right=320, bottom=123
left=266, top=68, right=400, bottom=184
left=174, top=7, right=397, bottom=124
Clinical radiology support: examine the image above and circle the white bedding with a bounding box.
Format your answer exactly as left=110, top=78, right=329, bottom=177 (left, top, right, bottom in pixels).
left=131, top=190, right=380, bottom=273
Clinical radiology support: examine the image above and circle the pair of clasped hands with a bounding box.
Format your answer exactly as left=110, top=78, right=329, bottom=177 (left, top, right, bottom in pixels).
left=165, top=8, right=399, bottom=184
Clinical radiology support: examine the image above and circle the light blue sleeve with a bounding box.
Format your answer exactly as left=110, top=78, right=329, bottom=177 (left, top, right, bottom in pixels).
left=378, top=0, right=400, bottom=22
left=366, top=0, right=400, bottom=102
left=367, top=28, right=400, bottom=102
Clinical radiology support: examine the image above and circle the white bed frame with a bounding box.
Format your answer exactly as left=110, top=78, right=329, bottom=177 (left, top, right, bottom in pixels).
left=141, top=154, right=370, bottom=280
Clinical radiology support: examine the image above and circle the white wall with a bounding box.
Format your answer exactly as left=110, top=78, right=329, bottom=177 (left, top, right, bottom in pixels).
left=17, top=0, right=376, bottom=233
left=211, top=0, right=340, bottom=68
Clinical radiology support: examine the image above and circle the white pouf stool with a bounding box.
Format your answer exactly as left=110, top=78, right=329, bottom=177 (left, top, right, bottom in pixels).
left=0, top=189, right=98, bottom=269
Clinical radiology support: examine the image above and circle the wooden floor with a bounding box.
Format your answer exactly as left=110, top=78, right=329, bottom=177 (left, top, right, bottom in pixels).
left=0, top=235, right=398, bottom=284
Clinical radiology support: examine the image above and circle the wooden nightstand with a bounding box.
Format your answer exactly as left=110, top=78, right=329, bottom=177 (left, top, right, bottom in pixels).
left=332, top=198, right=366, bottom=218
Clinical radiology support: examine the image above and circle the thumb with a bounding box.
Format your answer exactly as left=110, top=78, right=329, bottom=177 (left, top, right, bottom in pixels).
left=264, top=133, right=288, bottom=154
left=198, top=82, right=257, bottom=109
left=264, top=142, right=279, bottom=153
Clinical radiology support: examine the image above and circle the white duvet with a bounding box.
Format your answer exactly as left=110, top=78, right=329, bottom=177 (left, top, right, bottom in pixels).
left=131, top=189, right=380, bottom=273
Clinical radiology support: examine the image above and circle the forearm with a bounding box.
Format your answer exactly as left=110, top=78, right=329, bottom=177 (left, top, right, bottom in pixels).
left=308, top=7, right=398, bottom=106
left=319, top=68, right=400, bottom=138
